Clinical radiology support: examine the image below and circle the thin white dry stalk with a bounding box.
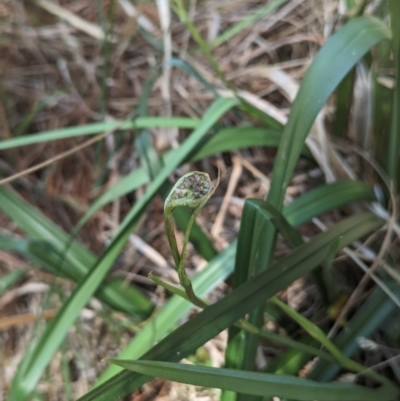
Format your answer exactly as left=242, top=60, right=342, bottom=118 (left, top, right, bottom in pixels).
left=34, top=0, right=107, bottom=41
left=117, top=0, right=159, bottom=34
left=211, top=156, right=242, bottom=238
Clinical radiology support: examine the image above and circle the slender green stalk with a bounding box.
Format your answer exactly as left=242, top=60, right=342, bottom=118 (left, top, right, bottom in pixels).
left=163, top=171, right=218, bottom=306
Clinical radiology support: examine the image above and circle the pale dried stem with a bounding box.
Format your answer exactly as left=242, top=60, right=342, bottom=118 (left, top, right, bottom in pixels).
left=34, top=0, right=107, bottom=41
left=0, top=310, right=57, bottom=330
left=211, top=156, right=242, bottom=238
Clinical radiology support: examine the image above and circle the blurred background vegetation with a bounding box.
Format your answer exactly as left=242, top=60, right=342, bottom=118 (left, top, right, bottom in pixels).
left=0, top=0, right=399, bottom=400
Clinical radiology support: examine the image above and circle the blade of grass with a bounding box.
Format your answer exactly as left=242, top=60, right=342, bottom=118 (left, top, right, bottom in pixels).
left=232, top=198, right=304, bottom=290
left=283, top=180, right=376, bottom=226
left=172, top=2, right=283, bottom=130
left=238, top=101, right=284, bottom=130
left=331, top=0, right=368, bottom=139
left=108, top=359, right=395, bottom=401
left=0, top=236, right=69, bottom=279
left=93, top=0, right=116, bottom=181
left=0, top=236, right=143, bottom=314
left=209, top=0, right=288, bottom=48
left=0, top=117, right=199, bottom=150
left=224, top=193, right=348, bottom=398
left=192, top=127, right=285, bottom=159
left=262, top=336, right=322, bottom=376
left=134, top=66, right=162, bottom=179
left=269, top=16, right=390, bottom=209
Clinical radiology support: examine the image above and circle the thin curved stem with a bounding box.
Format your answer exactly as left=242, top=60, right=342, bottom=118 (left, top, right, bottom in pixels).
left=162, top=171, right=219, bottom=307
left=178, top=204, right=203, bottom=282
left=164, top=207, right=181, bottom=268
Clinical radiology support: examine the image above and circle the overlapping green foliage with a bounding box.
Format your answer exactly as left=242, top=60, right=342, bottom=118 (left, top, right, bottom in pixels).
left=1, top=2, right=399, bottom=401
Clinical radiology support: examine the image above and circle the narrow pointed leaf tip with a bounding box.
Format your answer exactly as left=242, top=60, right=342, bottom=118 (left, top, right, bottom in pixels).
left=107, top=359, right=397, bottom=401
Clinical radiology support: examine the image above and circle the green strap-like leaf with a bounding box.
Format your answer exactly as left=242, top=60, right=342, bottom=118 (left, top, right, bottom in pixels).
left=234, top=198, right=303, bottom=288
left=107, top=359, right=396, bottom=401
left=268, top=16, right=391, bottom=208
left=0, top=117, right=199, bottom=150
left=283, top=180, right=376, bottom=226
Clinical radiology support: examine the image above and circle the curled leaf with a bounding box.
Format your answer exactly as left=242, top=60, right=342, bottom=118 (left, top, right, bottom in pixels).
left=165, top=171, right=213, bottom=211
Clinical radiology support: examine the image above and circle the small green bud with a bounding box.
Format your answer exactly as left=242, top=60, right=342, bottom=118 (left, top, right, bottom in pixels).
left=165, top=171, right=213, bottom=211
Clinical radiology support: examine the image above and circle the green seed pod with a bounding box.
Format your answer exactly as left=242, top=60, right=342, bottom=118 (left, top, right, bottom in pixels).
left=164, top=171, right=213, bottom=211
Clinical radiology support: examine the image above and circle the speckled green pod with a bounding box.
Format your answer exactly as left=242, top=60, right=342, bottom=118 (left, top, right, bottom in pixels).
left=164, top=171, right=213, bottom=211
